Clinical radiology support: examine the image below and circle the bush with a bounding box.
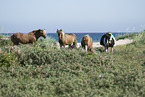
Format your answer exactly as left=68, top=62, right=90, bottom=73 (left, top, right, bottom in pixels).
left=34, top=37, right=58, bottom=49
left=0, top=36, right=13, bottom=47
left=0, top=52, right=17, bottom=67
left=0, top=33, right=145, bottom=96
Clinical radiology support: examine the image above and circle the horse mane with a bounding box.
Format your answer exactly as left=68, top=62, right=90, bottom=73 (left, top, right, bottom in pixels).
left=28, top=30, right=38, bottom=35
left=67, top=33, right=74, bottom=35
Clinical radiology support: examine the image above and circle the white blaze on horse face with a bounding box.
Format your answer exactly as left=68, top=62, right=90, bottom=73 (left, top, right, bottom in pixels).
left=108, top=34, right=112, bottom=43
left=44, top=30, right=46, bottom=34
left=59, top=34, right=61, bottom=38
left=85, top=45, right=87, bottom=51
left=110, top=34, right=113, bottom=41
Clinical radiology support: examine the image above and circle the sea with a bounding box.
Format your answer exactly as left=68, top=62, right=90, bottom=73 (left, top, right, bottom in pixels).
left=1, top=32, right=136, bottom=43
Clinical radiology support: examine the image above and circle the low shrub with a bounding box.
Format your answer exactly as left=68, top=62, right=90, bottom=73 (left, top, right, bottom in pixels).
left=0, top=51, right=17, bottom=68
left=0, top=32, right=145, bottom=96
left=34, top=37, right=58, bottom=49
left=0, top=37, right=13, bottom=47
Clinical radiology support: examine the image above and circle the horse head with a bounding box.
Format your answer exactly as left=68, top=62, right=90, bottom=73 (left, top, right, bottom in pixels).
left=106, top=32, right=113, bottom=44
left=57, top=29, right=65, bottom=39
left=34, top=29, right=46, bottom=40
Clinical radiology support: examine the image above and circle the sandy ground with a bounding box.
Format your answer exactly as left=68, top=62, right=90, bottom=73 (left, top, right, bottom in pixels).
left=57, top=38, right=133, bottom=48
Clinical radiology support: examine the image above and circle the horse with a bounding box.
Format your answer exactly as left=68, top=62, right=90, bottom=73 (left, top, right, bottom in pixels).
left=100, top=32, right=116, bottom=52
left=81, top=35, right=93, bottom=52
left=11, top=29, right=46, bottom=45
left=57, top=29, right=77, bottom=48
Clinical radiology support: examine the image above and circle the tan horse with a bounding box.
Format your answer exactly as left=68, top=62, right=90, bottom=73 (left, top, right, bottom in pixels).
left=81, top=35, right=93, bottom=52
left=57, top=29, right=77, bottom=48
left=11, top=29, right=46, bottom=45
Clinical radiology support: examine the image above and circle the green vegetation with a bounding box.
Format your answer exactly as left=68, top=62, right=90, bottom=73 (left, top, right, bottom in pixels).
left=115, top=32, right=137, bottom=40
left=0, top=31, right=145, bottom=96
left=0, top=35, right=13, bottom=47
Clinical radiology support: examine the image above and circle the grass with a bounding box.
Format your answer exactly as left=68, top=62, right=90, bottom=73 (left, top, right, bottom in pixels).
left=115, top=32, right=137, bottom=40
left=0, top=35, right=13, bottom=47
left=0, top=31, right=145, bottom=96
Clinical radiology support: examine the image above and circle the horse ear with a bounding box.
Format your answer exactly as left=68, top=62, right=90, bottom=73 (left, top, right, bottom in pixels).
left=38, top=29, right=43, bottom=33
left=38, top=29, right=41, bottom=31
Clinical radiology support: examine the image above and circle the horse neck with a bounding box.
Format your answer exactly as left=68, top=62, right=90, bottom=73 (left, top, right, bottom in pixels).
left=30, top=31, right=40, bottom=40
left=35, top=32, right=41, bottom=40
left=60, top=32, right=65, bottom=40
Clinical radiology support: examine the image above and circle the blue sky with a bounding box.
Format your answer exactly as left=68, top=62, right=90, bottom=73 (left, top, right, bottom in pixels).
left=0, top=0, right=145, bottom=33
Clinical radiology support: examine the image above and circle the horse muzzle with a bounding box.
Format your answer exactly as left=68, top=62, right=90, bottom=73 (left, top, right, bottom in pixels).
left=43, top=35, right=46, bottom=39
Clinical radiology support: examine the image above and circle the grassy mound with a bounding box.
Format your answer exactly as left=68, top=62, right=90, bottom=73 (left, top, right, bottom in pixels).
left=115, top=32, right=137, bottom=40
left=0, top=32, right=145, bottom=96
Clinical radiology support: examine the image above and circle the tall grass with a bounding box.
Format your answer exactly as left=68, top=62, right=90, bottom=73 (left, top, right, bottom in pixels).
left=0, top=31, right=145, bottom=96
left=130, top=30, right=145, bottom=47
left=115, top=32, right=137, bottom=40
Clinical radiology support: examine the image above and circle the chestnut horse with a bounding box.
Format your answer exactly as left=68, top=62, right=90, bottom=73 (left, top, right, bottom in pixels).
left=11, top=29, right=46, bottom=45
left=81, top=35, right=93, bottom=52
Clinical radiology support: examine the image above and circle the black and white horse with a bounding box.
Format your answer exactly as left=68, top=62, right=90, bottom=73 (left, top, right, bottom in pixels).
left=100, top=32, right=116, bottom=52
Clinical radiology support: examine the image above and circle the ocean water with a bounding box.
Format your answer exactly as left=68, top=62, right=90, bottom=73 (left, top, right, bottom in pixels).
left=47, top=32, right=129, bottom=43
left=1, top=32, right=132, bottom=43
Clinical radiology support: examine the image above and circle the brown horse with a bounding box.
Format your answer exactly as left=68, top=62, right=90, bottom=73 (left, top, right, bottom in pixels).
left=81, top=35, right=93, bottom=52
left=57, top=29, right=77, bottom=48
left=11, top=29, right=46, bottom=45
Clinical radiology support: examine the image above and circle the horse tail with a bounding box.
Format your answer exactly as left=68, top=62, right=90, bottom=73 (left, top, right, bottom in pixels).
left=73, top=34, right=77, bottom=47
left=100, top=34, right=106, bottom=45
left=68, top=33, right=77, bottom=47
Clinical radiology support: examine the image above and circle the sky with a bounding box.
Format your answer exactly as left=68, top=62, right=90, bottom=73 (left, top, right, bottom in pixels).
left=0, top=0, right=145, bottom=33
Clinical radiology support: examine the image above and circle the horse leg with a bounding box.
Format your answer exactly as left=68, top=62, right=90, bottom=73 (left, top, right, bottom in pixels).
left=14, top=41, right=19, bottom=45
left=69, top=44, right=73, bottom=49
left=32, top=42, right=35, bottom=45
left=73, top=40, right=77, bottom=48
left=111, top=47, right=113, bottom=52
left=60, top=44, right=63, bottom=48
left=104, top=46, right=107, bottom=52
left=85, top=45, right=88, bottom=51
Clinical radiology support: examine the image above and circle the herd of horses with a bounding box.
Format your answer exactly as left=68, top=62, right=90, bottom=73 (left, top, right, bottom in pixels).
left=10, top=29, right=116, bottom=52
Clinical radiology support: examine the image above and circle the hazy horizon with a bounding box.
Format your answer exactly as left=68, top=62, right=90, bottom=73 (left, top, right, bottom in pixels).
left=0, top=0, right=145, bottom=33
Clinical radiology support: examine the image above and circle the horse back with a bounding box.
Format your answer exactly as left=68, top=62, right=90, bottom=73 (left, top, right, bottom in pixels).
left=67, top=33, right=76, bottom=37
left=65, top=33, right=77, bottom=40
